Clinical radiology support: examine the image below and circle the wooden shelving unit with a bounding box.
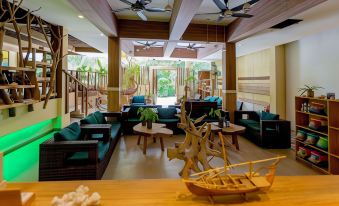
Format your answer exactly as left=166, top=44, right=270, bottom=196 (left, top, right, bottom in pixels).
left=0, top=47, right=55, bottom=112
left=295, top=96, right=339, bottom=174
left=198, top=71, right=211, bottom=98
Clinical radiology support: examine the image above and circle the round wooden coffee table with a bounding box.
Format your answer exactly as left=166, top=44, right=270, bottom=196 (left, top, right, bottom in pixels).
left=133, top=123, right=173, bottom=155
left=211, top=122, right=245, bottom=150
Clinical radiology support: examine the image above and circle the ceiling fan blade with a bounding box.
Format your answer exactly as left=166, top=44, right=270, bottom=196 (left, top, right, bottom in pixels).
left=136, top=10, right=148, bottom=21
left=232, top=13, right=253, bottom=18
left=119, top=0, right=133, bottom=6
left=217, top=15, right=225, bottom=22
left=191, top=43, right=196, bottom=47
left=196, top=12, right=222, bottom=16
left=140, top=0, right=145, bottom=4
left=193, top=46, right=205, bottom=49
left=231, top=0, right=260, bottom=12
left=145, top=7, right=168, bottom=12
left=149, top=41, right=157, bottom=45
left=113, top=8, right=131, bottom=12
left=136, top=41, right=147, bottom=45
left=213, top=0, right=227, bottom=10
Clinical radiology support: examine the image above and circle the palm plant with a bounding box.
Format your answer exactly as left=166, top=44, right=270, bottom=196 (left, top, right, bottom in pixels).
left=298, top=85, right=323, bottom=97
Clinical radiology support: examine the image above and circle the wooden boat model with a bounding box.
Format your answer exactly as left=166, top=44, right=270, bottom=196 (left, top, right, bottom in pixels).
left=182, top=155, right=286, bottom=198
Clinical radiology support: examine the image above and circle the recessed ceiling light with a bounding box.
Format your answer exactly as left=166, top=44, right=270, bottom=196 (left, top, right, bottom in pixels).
left=78, top=15, right=84, bottom=19
left=100, top=33, right=104, bottom=37
left=237, top=43, right=243, bottom=47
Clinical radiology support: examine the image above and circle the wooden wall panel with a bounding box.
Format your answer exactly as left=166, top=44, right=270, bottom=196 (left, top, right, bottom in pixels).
left=171, top=48, right=197, bottom=58
left=118, top=20, right=169, bottom=40
left=134, top=46, right=163, bottom=57
left=182, top=24, right=226, bottom=43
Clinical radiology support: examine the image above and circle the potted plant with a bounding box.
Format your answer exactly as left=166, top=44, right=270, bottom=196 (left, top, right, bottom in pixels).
left=140, top=108, right=158, bottom=129
left=209, top=108, right=224, bottom=128
left=298, top=85, right=323, bottom=97
left=137, top=107, right=146, bottom=126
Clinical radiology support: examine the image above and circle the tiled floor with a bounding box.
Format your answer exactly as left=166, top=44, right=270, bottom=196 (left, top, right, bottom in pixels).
left=102, top=134, right=320, bottom=180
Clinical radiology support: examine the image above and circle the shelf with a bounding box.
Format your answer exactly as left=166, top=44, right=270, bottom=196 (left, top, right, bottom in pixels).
left=296, top=139, right=328, bottom=154
left=296, top=96, right=328, bottom=101
left=23, top=47, right=51, bottom=53
left=0, top=85, right=36, bottom=89
left=0, top=66, right=35, bottom=72
left=27, top=61, right=52, bottom=67
left=0, top=100, right=38, bottom=110
left=296, top=156, right=329, bottom=174
left=296, top=125, right=328, bottom=136
left=296, top=110, right=328, bottom=119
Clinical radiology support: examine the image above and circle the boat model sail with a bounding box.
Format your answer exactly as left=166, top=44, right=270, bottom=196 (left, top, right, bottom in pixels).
left=182, top=132, right=286, bottom=198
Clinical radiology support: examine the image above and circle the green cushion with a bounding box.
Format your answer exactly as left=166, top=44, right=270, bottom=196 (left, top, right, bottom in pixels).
left=261, top=111, right=279, bottom=120
left=128, top=118, right=141, bottom=122
left=247, top=123, right=261, bottom=131
left=110, top=122, right=121, bottom=138
left=67, top=141, right=109, bottom=163
left=93, top=111, right=107, bottom=124
left=157, top=108, right=177, bottom=119
left=158, top=119, right=179, bottom=123
left=238, top=119, right=259, bottom=127
left=54, top=123, right=81, bottom=141
left=81, top=114, right=98, bottom=124
left=204, top=96, right=211, bottom=101
left=132, top=96, right=145, bottom=104
left=217, top=98, right=222, bottom=106
left=210, top=96, right=218, bottom=102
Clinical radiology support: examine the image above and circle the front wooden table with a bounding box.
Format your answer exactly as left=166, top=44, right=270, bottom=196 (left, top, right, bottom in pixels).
left=7, top=176, right=339, bottom=205
left=133, top=123, right=173, bottom=155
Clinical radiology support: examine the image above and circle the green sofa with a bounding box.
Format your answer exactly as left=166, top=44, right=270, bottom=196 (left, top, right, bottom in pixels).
left=235, top=111, right=291, bottom=148
left=39, top=111, right=122, bottom=181
left=157, top=107, right=181, bottom=134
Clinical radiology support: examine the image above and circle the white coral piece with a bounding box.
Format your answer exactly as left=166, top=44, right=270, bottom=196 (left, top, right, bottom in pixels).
left=51, top=185, right=101, bottom=206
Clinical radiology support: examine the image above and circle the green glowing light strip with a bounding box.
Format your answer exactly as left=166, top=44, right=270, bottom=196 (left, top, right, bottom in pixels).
left=0, top=119, right=55, bottom=154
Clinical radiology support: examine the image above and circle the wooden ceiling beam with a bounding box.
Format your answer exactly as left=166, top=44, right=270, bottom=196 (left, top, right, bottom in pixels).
left=74, top=47, right=102, bottom=53
left=171, top=48, right=197, bottom=59
left=197, top=44, right=223, bottom=59
left=164, top=0, right=204, bottom=57
left=134, top=46, right=163, bottom=57
left=68, top=0, right=118, bottom=37
left=227, top=0, right=328, bottom=42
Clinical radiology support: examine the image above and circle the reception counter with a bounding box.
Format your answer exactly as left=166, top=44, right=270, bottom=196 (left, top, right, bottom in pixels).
left=7, top=176, right=339, bottom=205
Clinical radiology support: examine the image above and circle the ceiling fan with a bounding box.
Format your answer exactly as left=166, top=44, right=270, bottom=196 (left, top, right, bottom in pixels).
left=136, top=41, right=162, bottom=50
left=113, top=0, right=170, bottom=21
left=177, top=43, right=205, bottom=51
left=197, top=0, right=259, bottom=22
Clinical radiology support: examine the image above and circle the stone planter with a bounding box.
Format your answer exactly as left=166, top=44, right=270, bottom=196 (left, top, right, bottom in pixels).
left=218, top=117, right=224, bottom=128
left=307, top=90, right=315, bottom=97
left=147, top=120, right=152, bottom=129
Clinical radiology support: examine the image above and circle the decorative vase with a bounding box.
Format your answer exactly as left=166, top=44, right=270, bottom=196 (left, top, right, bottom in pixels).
left=218, top=117, right=224, bottom=128
left=147, top=120, right=152, bottom=129
left=142, top=121, right=146, bottom=126
left=307, top=90, right=314, bottom=97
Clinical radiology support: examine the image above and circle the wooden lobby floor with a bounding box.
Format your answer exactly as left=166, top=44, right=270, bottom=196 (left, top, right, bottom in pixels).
left=102, top=134, right=320, bottom=180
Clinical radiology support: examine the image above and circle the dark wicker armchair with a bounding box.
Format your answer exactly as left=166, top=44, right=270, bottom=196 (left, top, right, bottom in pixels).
left=234, top=111, right=291, bottom=148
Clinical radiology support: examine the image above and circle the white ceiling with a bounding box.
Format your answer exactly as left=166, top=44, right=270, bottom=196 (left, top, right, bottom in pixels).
left=21, top=0, right=108, bottom=53
left=18, top=0, right=339, bottom=62
left=202, top=0, right=339, bottom=59
left=236, top=0, right=339, bottom=57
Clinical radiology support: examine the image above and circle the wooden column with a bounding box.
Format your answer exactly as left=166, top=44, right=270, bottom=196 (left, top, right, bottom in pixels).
left=108, top=37, right=120, bottom=112
left=222, top=43, right=237, bottom=122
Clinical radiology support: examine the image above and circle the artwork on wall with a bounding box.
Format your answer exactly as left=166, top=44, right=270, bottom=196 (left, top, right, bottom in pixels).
left=1, top=51, right=9, bottom=66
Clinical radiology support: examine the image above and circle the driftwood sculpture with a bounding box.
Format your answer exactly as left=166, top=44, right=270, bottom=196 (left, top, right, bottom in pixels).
left=167, top=102, right=224, bottom=176
left=36, top=17, right=65, bottom=108
left=0, top=0, right=40, bottom=104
